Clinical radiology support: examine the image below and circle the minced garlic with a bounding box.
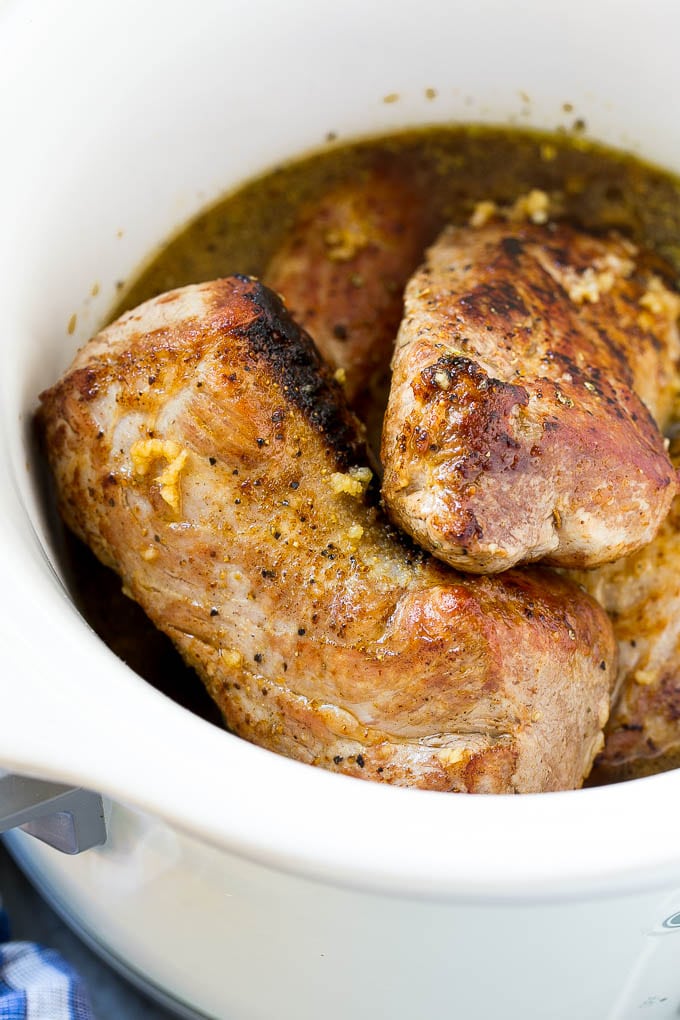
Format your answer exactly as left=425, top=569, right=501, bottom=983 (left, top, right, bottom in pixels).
left=155, top=451, right=188, bottom=511
left=564, top=266, right=607, bottom=304
left=130, top=438, right=189, bottom=511
left=324, top=223, right=369, bottom=262
left=507, top=189, right=550, bottom=225
left=562, top=252, right=635, bottom=305
left=436, top=747, right=466, bottom=766
left=639, top=275, right=680, bottom=318
left=598, top=252, right=635, bottom=279
left=329, top=466, right=373, bottom=498
left=334, top=367, right=347, bottom=385
left=469, top=189, right=552, bottom=228
left=469, top=200, right=498, bottom=228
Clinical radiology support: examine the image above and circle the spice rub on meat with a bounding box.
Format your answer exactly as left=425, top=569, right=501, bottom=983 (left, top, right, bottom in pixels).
left=381, top=221, right=680, bottom=573
left=39, top=276, right=615, bottom=793
left=573, top=440, right=680, bottom=783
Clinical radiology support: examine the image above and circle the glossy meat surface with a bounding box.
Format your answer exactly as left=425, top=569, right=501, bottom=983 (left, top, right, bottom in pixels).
left=39, top=277, right=615, bottom=793
left=573, top=442, right=680, bottom=782
left=382, top=221, right=680, bottom=573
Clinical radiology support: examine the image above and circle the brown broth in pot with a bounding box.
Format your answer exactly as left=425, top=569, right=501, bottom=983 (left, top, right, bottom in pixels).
left=44, top=124, right=680, bottom=766
left=114, top=125, right=680, bottom=316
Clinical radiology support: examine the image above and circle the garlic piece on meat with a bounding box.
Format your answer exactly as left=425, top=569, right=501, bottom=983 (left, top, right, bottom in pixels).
left=329, top=466, right=373, bottom=498
left=130, top=438, right=189, bottom=511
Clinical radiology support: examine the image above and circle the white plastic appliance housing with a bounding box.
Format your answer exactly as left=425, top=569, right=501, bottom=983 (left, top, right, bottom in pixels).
left=1, top=1, right=680, bottom=1017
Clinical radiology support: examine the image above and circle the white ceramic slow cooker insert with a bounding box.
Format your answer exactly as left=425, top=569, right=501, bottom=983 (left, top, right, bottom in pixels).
left=2, top=1, right=680, bottom=1017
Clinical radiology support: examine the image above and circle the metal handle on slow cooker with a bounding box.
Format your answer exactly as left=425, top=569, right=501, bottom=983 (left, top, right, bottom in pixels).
left=0, top=773, right=106, bottom=854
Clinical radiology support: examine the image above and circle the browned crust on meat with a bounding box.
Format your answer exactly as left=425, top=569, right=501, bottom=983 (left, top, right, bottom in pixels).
left=573, top=446, right=680, bottom=784
left=230, top=277, right=370, bottom=475
left=38, top=276, right=616, bottom=793
left=382, top=221, right=680, bottom=572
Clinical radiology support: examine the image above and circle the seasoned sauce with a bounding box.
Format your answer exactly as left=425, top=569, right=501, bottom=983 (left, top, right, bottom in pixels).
left=49, top=124, right=680, bottom=755
left=114, top=125, right=680, bottom=319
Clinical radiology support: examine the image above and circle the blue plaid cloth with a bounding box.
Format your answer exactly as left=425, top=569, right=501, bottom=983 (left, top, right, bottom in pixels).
left=0, top=910, right=92, bottom=1019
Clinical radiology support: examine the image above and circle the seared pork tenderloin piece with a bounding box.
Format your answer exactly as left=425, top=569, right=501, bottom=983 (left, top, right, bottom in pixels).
left=381, top=222, right=680, bottom=573
left=572, top=441, right=680, bottom=782
left=39, top=276, right=615, bottom=793
left=264, top=162, right=433, bottom=439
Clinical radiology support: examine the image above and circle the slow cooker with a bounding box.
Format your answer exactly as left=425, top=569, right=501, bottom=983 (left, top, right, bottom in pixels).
left=2, top=1, right=680, bottom=1017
